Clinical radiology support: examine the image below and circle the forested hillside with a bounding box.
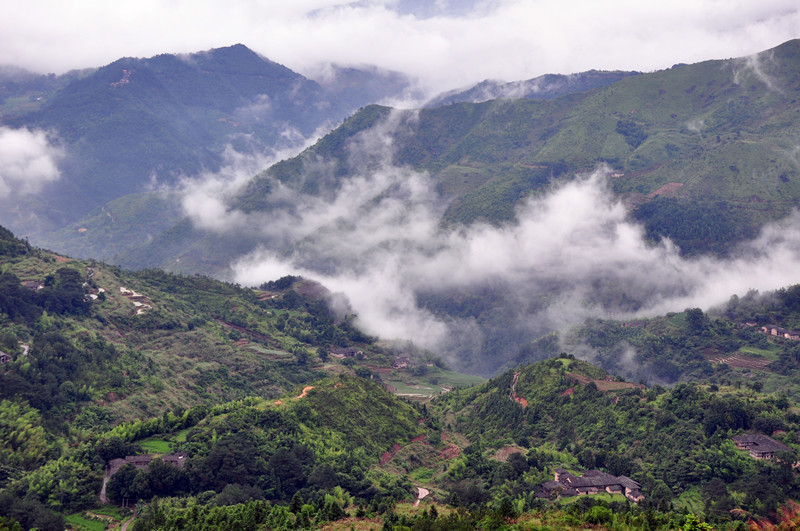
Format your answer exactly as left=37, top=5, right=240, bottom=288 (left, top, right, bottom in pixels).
left=238, top=39, right=800, bottom=255
left=3, top=218, right=800, bottom=529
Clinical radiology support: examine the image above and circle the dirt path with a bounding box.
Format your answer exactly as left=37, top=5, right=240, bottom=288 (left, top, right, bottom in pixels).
left=510, top=371, right=528, bottom=408
left=99, top=466, right=111, bottom=504
left=414, top=487, right=430, bottom=507
left=121, top=508, right=137, bottom=531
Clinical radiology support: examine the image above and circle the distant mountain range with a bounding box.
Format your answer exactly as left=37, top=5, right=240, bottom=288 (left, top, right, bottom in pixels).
left=424, top=69, right=640, bottom=107
left=0, top=44, right=415, bottom=258
left=133, top=38, right=800, bottom=273
left=98, top=38, right=800, bottom=375
left=4, top=40, right=800, bottom=375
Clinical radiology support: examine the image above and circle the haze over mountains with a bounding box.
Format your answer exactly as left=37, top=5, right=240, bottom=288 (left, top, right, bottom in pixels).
left=0, top=44, right=415, bottom=257
left=3, top=40, right=800, bottom=375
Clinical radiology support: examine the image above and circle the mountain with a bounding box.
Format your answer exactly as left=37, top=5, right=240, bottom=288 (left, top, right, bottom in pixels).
left=110, top=39, right=800, bottom=376
left=424, top=69, right=640, bottom=107
left=241, top=38, right=800, bottom=250
left=0, top=44, right=414, bottom=260
left=138, top=38, right=800, bottom=276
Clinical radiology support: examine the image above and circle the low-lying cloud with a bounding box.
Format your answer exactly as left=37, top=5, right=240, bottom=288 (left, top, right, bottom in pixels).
left=0, top=127, right=63, bottom=197
left=173, top=111, right=800, bottom=374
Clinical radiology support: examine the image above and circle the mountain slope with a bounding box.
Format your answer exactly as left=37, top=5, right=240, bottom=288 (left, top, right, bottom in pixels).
left=425, top=69, right=640, bottom=106
left=235, top=39, right=800, bottom=248
left=0, top=45, right=413, bottom=260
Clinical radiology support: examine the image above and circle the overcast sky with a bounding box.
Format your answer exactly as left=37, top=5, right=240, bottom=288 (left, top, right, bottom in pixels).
left=2, top=0, right=799, bottom=94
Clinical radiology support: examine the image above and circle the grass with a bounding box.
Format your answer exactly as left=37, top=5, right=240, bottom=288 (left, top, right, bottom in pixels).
left=558, top=492, right=627, bottom=506
left=430, top=370, right=485, bottom=388
left=410, top=467, right=435, bottom=482
left=739, top=346, right=781, bottom=360
left=139, top=438, right=172, bottom=453
left=386, top=380, right=446, bottom=398
left=673, top=486, right=705, bottom=514
left=65, top=513, right=109, bottom=531
left=88, top=505, right=129, bottom=518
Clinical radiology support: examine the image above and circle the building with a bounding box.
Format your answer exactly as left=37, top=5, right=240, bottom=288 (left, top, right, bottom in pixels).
left=0, top=351, right=11, bottom=364
left=107, top=453, right=188, bottom=475
left=330, top=347, right=363, bottom=359
left=541, top=469, right=644, bottom=502
left=732, top=433, right=793, bottom=460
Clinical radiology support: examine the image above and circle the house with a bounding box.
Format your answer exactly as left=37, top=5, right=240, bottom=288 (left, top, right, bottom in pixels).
left=330, top=347, right=363, bottom=359
left=758, top=326, right=800, bottom=341
left=108, top=453, right=188, bottom=476
left=0, top=351, right=11, bottom=363
left=21, top=280, right=42, bottom=291
left=732, top=433, right=793, bottom=460
left=125, top=455, right=154, bottom=470
left=540, top=469, right=644, bottom=502
left=161, top=453, right=187, bottom=469
left=392, top=356, right=413, bottom=369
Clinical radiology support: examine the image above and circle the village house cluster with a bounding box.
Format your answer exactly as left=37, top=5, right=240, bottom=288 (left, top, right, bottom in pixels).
left=759, top=325, right=800, bottom=341
left=538, top=469, right=645, bottom=503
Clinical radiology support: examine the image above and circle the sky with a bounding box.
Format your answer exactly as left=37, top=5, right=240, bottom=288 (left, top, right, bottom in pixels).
left=2, top=0, right=800, bottom=95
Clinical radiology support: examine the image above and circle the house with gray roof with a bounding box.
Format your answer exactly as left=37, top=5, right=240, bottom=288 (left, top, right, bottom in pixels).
left=733, top=433, right=793, bottom=460
left=539, top=469, right=644, bottom=502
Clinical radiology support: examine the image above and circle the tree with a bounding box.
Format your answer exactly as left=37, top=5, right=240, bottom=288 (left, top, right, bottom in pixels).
left=685, top=308, right=707, bottom=332
left=683, top=513, right=713, bottom=531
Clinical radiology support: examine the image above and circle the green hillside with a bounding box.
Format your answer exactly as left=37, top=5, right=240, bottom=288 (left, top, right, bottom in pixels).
left=4, top=217, right=800, bottom=529
left=431, top=355, right=800, bottom=524
left=0, top=225, right=411, bottom=427
left=234, top=39, right=800, bottom=256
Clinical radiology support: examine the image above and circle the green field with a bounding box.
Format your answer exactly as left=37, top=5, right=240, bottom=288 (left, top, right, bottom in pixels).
left=65, top=513, right=110, bottom=531
left=139, top=438, right=172, bottom=453
left=739, top=345, right=781, bottom=360
left=430, top=370, right=485, bottom=388
left=387, top=380, right=446, bottom=398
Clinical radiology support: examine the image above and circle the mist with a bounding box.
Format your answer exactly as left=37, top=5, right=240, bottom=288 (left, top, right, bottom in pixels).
left=169, top=110, right=800, bottom=374
left=0, top=127, right=63, bottom=197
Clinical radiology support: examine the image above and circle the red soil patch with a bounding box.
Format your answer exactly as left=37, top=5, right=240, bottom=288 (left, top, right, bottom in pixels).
left=53, top=255, right=70, bottom=263
left=380, top=435, right=430, bottom=466
left=511, top=371, right=528, bottom=408
left=381, top=443, right=403, bottom=465
left=439, top=444, right=461, bottom=460
left=561, top=387, right=574, bottom=397
left=297, top=386, right=314, bottom=398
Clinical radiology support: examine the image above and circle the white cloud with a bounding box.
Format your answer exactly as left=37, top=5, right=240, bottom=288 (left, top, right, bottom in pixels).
left=228, top=150, right=800, bottom=369
left=1, top=1, right=798, bottom=97
left=0, top=127, right=63, bottom=197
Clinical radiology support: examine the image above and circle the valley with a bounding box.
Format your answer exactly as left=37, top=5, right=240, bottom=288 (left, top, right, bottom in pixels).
left=3, top=35, right=800, bottom=531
